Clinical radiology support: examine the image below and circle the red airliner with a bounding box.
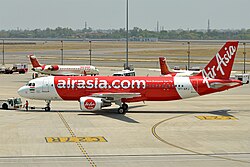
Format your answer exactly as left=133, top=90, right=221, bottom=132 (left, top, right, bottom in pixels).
left=28, top=55, right=99, bottom=76
left=18, top=41, right=241, bottom=114
left=159, top=57, right=200, bottom=76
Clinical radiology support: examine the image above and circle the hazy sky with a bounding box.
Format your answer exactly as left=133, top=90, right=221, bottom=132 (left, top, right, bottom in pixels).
left=0, top=0, right=249, bottom=30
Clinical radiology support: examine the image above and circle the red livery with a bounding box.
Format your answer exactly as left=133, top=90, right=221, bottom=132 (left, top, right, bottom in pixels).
left=18, top=41, right=242, bottom=114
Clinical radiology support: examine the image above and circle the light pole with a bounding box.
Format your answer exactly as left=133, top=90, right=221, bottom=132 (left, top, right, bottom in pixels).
left=2, top=39, right=4, bottom=65
left=89, top=40, right=92, bottom=65
left=125, top=0, right=129, bottom=70
left=243, top=42, right=246, bottom=74
left=187, top=41, right=190, bottom=70
left=61, top=40, right=64, bottom=65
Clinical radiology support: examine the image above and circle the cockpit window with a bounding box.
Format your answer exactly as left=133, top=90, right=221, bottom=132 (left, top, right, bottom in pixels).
left=27, top=83, right=35, bottom=86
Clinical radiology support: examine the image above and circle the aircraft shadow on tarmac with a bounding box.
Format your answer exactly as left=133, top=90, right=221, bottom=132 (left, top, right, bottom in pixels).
left=77, top=105, right=146, bottom=123
left=18, top=105, right=235, bottom=123
left=77, top=107, right=234, bottom=123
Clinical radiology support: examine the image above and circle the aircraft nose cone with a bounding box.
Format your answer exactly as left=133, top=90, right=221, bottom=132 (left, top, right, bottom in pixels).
left=18, top=86, right=28, bottom=98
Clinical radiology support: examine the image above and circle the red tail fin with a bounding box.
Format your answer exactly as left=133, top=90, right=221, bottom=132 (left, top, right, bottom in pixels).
left=198, top=41, right=238, bottom=80
left=28, top=54, right=42, bottom=68
left=159, top=57, right=172, bottom=75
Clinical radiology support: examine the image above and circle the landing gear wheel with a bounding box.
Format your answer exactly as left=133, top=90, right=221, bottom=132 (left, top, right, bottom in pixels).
left=117, top=103, right=128, bottom=114
left=2, top=103, right=8, bottom=110
left=118, top=107, right=126, bottom=114
left=45, top=107, right=50, bottom=111
left=122, top=103, right=128, bottom=110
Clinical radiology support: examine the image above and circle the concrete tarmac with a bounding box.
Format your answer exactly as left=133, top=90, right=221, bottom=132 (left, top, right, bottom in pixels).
left=0, top=68, right=249, bottom=167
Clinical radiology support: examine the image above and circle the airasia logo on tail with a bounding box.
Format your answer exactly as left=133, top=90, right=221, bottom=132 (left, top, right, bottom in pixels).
left=201, top=42, right=238, bottom=88
left=84, top=99, right=96, bottom=110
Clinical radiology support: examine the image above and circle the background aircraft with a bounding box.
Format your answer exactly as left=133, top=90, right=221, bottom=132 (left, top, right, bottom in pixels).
left=19, top=42, right=241, bottom=114
left=159, top=57, right=201, bottom=76
left=28, top=55, right=99, bottom=76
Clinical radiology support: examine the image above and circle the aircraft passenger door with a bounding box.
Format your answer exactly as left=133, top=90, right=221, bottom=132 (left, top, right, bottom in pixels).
left=42, top=78, right=49, bottom=92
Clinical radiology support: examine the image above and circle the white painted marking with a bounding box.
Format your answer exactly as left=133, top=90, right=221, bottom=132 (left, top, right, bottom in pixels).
left=174, top=77, right=199, bottom=99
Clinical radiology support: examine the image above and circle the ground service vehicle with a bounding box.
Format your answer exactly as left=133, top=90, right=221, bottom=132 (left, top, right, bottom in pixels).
left=12, top=64, right=28, bottom=74
left=0, top=97, right=22, bottom=110
left=0, top=64, right=28, bottom=74
left=112, top=70, right=135, bottom=76
left=235, top=74, right=250, bottom=84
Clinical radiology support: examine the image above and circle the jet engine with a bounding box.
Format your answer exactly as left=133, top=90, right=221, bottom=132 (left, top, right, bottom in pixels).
left=79, top=97, right=111, bottom=111
left=48, top=65, right=59, bottom=71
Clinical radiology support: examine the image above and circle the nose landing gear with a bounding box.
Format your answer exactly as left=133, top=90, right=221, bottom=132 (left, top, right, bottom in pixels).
left=45, top=100, right=51, bottom=111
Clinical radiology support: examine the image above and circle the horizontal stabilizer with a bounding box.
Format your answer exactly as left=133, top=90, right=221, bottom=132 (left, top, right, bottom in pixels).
left=209, top=82, right=241, bottom=89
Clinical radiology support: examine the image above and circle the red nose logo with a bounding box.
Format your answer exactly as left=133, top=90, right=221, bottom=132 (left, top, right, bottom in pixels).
left=84, top=99, right=96, bottom=110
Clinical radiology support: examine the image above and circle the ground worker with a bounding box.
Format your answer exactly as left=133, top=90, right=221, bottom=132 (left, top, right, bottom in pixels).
left=25, top=100, right=28, bottom=111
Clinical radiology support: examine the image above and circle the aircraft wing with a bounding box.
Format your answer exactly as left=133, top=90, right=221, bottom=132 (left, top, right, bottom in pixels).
left=91, top=92, right=141, bottom=101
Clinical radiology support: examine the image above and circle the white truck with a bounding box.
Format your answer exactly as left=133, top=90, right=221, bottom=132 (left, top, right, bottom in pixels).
left=112, top=70, right=136, bottom=76
left=235, top=74, right=250, bottom=84
left=0, top=97, right=22, bottom=110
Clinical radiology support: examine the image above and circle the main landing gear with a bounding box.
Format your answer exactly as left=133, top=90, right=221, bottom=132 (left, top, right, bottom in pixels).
left=45, top=100, right=51, bottom=111
left=117, top=103, right=128, bottom=114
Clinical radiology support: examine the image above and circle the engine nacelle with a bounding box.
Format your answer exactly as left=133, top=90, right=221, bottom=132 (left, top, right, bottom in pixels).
left=48, top=65, right=59, bottom=71
left=79, top=97, right=111, bottom=111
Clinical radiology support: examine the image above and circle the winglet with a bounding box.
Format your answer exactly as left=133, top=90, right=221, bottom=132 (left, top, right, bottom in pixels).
left=198, top=41, right=238, bottom=80
left=28, top=54, right=42, bottom=68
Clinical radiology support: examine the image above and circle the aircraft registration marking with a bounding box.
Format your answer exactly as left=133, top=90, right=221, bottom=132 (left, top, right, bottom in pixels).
left=45, top=136, right=107, bottom=143
left=195, top=116, right=238, bottom=120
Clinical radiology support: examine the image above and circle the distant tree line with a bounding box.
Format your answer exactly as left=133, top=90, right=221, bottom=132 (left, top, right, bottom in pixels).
left=0, top=27, right=250, bottom=40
